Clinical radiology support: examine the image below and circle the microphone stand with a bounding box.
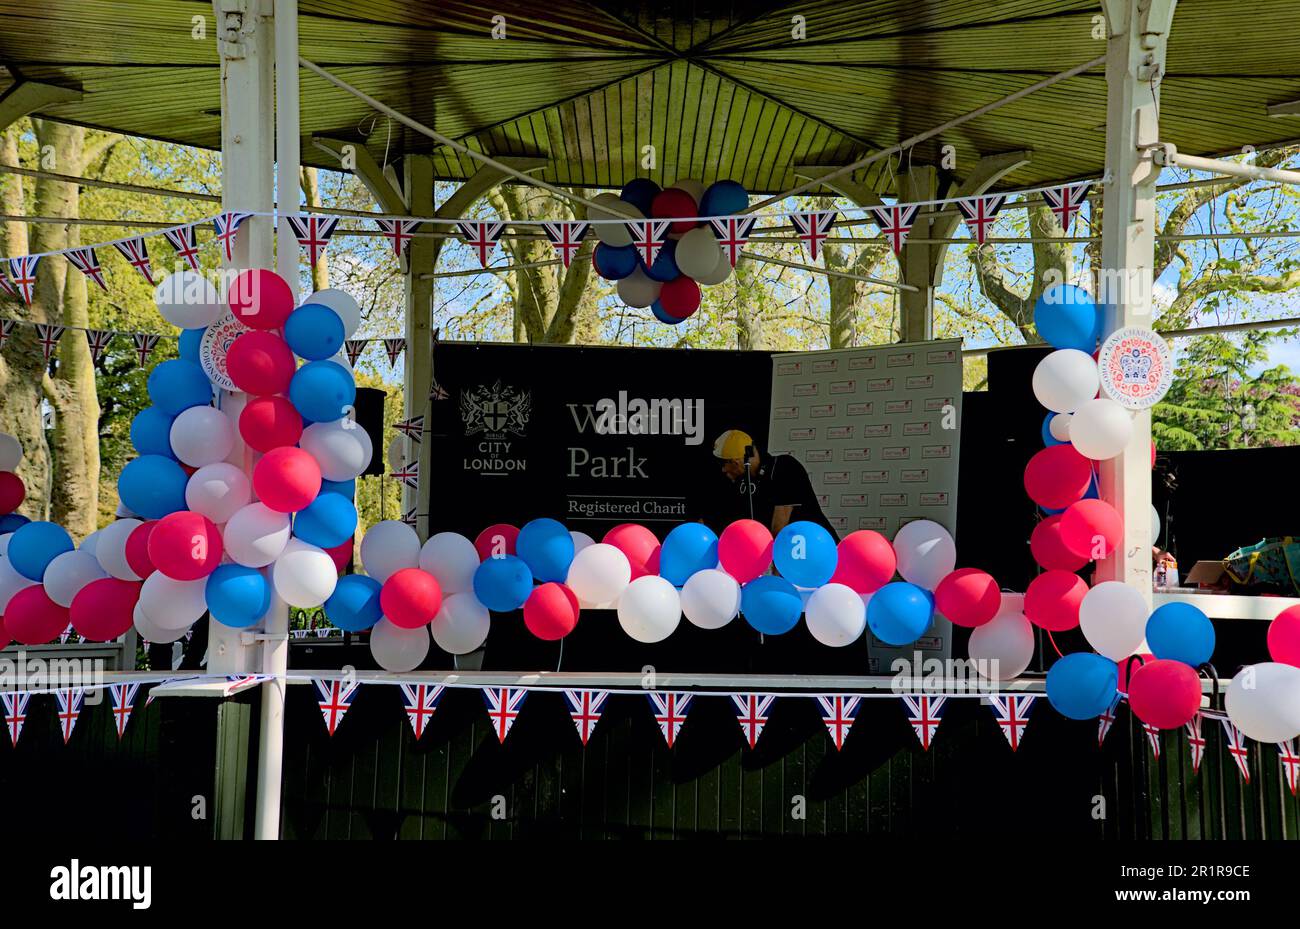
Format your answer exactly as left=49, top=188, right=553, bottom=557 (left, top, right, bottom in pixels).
left=743, top=445, right=761, bottom=644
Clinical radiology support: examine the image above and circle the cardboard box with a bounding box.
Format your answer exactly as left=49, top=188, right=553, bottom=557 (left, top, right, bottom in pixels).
left=1184, top=560, right=1228, bottom=588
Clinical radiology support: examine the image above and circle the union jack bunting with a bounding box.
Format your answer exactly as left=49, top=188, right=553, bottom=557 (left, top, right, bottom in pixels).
left=708, top=215, right=759, bottom=267
left=2, top=692, right=30, bottom=746
left=84, top=329, right=113, bottom=364
left=212, top=212, right=251, bottom=262
left=313, top=678, right=359, bottom=736
left=131, top=333, right=160, bottom=366
left=0, top=270, right=17, bottom=300
left=392, top=461, right=419, bottom=490
left=646, top=692, right=692, bottom=748
left=163, top=224, right=202, bottom=272
left=383, top=337, right=405, bottom=368
left=113, top=236, right=155, bottom=285
left=35, top=323, right=64, bottom=361
left=563, top=689, right=608, bottom=745
left=868, top=204, right=921, bottom=257
left=1041, top=182, right=1092, bottom=233
left=541, top=221, right=590, bottom=267
left=456, top=221, right=506, bottom=267
left=59, top=624, right=75, bottom=644
left=399, top=507, right=419, bottom=528
left=1221, top=718, right=1251, bottom=783
left=1186, top=713, right=1206, bottom=773
left=955, top=195, right=1007, bottom=245
left=627, top=219, right=671, bottom=267
left=375, top=218, right=421, bottom=258
left=1098, top=694, right=1121, bottom=748
left=731, top=693, right=775, bottom=749
left=901, top=694, right=947, bottom=751
left=222, top=674, right=272, bottom=696
left=790, top=210, right=837, bottom=262
left=816, top=694, right=861, bottom=751
left=8, top=255, right=40, bottom=304
left=1141, top=722, right=1162, bottom=759
left=344, top=338, right=368, bottom=367
left=484, top=687, right=528, bottom=743
left=55, top=689, right=85, bottom=744
left=287, top=214, right=341, bottom=267
left=108, top=683, right=140, bottom=740
left=66, top=247, right=108, bottom=290
left=399, top=683, right=445, bottom=740
left=1280, top=740, right=1300, bottom=797
left=430, top=383, right=450, bottom=402
left=394, top=416, right=424, bottom=442
left=0, top=319, right=15, bottom=348
left=988, top=694, right=1038, bottom=752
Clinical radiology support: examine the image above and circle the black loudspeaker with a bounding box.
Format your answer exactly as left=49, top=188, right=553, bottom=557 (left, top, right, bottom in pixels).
left=353, top=386, right=386, bottom=476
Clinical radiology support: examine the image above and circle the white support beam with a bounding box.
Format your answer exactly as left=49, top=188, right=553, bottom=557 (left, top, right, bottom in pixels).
left=1153, top=144, right=1300, bottom=187
left=1266, top=98, right=1300, bottom=118
left=0, top=79, right=81, bottom=131
left=312, top=135, right=409, bottom=215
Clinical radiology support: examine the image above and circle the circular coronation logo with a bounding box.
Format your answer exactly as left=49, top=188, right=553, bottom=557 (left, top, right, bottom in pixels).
left=1097, top=326, right=1172, bottom=410
left=199, top=309, right=249, bottom=392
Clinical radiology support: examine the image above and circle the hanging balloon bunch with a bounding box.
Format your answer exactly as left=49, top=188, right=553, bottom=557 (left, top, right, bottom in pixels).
left=586, top=177, right=750, bottom=322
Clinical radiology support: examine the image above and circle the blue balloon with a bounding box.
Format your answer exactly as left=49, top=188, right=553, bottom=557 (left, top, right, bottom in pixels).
left=773, top=520, right=838, bottom=588
left=324, top=573, right=383, bottom=632
left=700, top=179, right=749, bottom=218
left=206, top=564, right=271, bottom=629
left=1034, top=284, right=1102, bottom=352
left=867, top=582, right=935, bottom=646
left=0, top=513, right=30, bottom=535
left=320, top=478, right=356, bottom=498
left=147, top=359, right=212, bottom=416
left=293, top=492, right=358, bottom=549
left=619, top=178, right=661, bottom=215
left=516, top=517, right=574, bottom=583
left=7, top=520, right=74, bottom=581
left=1046, top=652, right=1118, bottom=720
left=284, top=303, right=345, bottom=362
left=178, top=327, right=204, bottom=363
left=289, top=360, right=356, bottom=423
left=643, top=238, right=680, bottom=283
left=650, top=300, right=685, bottom=324
left=472, top=555, right=534, bottom=612
left=1041, top=412, right=1066, bottom=447
left=659, top=522, right=719, bottom=586
left=741, top=575, right=803, bottom=635
left=130, top=406, right=177, bottom=459
left=118, top=454, right=189, bottom=519
left=593, top=242, right=639, bottom=280
left=1146, top=602, right=1215, bottom=667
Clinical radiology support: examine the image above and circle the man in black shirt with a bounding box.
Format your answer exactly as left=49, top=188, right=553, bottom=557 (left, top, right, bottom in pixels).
left=710, top=429, right=838, bottom=540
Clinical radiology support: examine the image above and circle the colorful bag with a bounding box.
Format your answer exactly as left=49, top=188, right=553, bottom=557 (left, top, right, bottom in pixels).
left=1223, top=537, right=1300, bottom=596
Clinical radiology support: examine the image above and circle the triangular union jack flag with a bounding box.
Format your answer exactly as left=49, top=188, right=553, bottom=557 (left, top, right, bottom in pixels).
left=399, top=683, right=444, bottom=740
left=816, top=694, right=861, bottom=751
left=113, top=236, right=155, bottom=285
left=988, top=694, right=1038, bottom=752
left=344, top=338, right=367, bottom=367
left=484, top=687, right=528, bottom=743
left=35, top=323, right=64, bottom=361
left=375, top=218, right=421, bottom=258
left=1221, top=718, right=1251, bottom=783
left=0, top=319, right=15, bottom=349
left=627, top=219, right=671, bottom=267
left=313, top=678, right=359, bottom=736
left=8, top=255, right=40, bottom=304
left=287, top=214, right=341, bottom=267
left=1, top=692, right=30, bottom=746
left=456, top=221, right=506, bottom=267
left=223, top=674, right=272, bottom=696
left=394, top=416, right=423, bottom=442
left=66, top=247, right=108, bottom=291
left=163, top=224, right=201, bottom=272
left=1141, top=721, right=1162, bottom=759
left=563, top=689, right=608, bottom=745
left=900, top=694, right=947, bottom=751
left=212, top=212, right=251, bottom=262
left=646, top=692, right=692, bottom=748
left=391, top=461, right=419, bottom=490
left=708, top=216, right=759, bottom=267
left=399, top=506, right=419, bottom=528
left=55, top=688, right=85, bottom=744
left=1186, top=713, right=1206, bottom=773
left=731, top=693, right=775, bottom=749
left=383, top=337, right=405, bottom=368
left=132, top=333, right=160, bottom=366
left=790, top=210, right=837, bottom=262
left=955, top=195, right=1007, bottom=245
left=541, top=221, right=590, bottom=268
left=1042, top=181, right=1093, bottom=233
left=0, top=269, right=18, bottom=301
left=109, top=683, right=140, bottom=740
left=84, top=328, right=113, bottom=364
left=1098, top=694, right=1121, bottom=748
left=1279, top=740, right=1300, bottom=797
left=868, top=204, right=921, bottom=257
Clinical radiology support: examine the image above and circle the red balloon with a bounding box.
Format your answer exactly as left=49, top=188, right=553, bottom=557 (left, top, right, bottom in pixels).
left=1024, top=569, right=1087, bottom=631
left=1023, top=444, right=1093, bottom=510
left=228, top=269, right=294, bottom=331
left=253, top=447, right=321, bottom=513
left=324, top=537, right=354, bottom=573
left=1059, top=499, right=1122, bottom=560
left=717, top=519, right=773, bottom=584
left=1128, top=659, right=1202, bottom=729
left=125, top=520, right=158, bottom=579
left=1116, top=653, right=1153, bottom=693
left=1150, top=440, right=1156, bottom=469
left=0, top=615, right=9, bottom=650
left=830, top=529, right=896, bottom=593
left=474, top=523, right=519, bottom=561
left=1030, top=515, right=1088, bottom=571
left=658, top=276, right=701, bottom=318
left=1268, top=605, right=1300, bottom=667
left=239, top=395, right=303, bottom=453
left=226, top=330, right=296, bottom=396
left=70, top=577, right=140, bottom=641
left=380, top=567, right=443, bottom=629
left=523, top=582, right=580, bottom=640
left=0, top=470, right=25, bottom=513
left=603, top=523, right=661, bottom=579
left=934, top=568, right=1000, bottom=628
left=148, top=511, right=223, bottom=580
left=4, top=585, right=69, bottom=644
left=650, top=187, right=699, bottom=235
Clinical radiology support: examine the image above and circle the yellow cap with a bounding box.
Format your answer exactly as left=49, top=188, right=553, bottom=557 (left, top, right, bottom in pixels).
left=712, top=429, right=754, bottom=460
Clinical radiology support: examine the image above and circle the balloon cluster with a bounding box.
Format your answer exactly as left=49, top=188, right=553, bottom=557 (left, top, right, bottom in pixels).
left=586, top=177, right=749, bottom=322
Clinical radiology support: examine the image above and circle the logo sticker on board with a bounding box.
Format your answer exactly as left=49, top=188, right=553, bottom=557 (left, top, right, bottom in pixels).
left=1098, top=327, right=1172, bottom=409
left=199, top=309, right=249, bottom=392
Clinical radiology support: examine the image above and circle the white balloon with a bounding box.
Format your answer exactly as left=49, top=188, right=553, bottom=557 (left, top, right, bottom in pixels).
left=44, top=550, right=108, bottom=608
left=370, top=618, right=429, bottom=672
left=115, top=500, right=136, bottom=518
left=1049, top=413, right=1072, bottom=442
left=140, top=572, right=207, bottom=630
left=96, top=518, right=143, bottom=581
left=616, top=267, right=662, bottom=308
left=0, top=433, right=22, bottom=471
left=1078, top=581, right=1149, bottom=661
left=169, top=406, right=235, bottom=468
left=1226, top=662, right=1300, bottom=742
left=680, top=568, right=740, bottom=630
left=300, top=418, right=374, bottom=482
left=186, top=462, right=252, bottom=524
left=570, top=530, right=595, bottom=554
left=272, top=538, right=338, bottom=608
left=969, top=595, right=1035, bottom=681
left=133, top=602, right=189, bottom=644
left=1070, top=398, right=1133, bottom=461
left=587, top=192, right=639, bottom=246
left=617, top=574, right=680, bottom=643
left=566, top=543, right=631, bottom=606
left=1032, top=349, right=1099, bottom=413
left=79, top=529, right=101, bottom=559
left=0, top=534, right=8, bottom=558
left=0, top=556, right=36, bottom=612
left=805, top=582, right=866, bottom=647
left=892, top=519, right=956, bottom=590
left=668, top=179, right=705, bottom=204
left=360, top=520, right=420, bottom=583
left=419, top=532, right=480, bottom=595
left=386, top=434, right=405, bottom=472
left=306, top=288, right=362, bottom=338
left=223, top=502, right=291, bottom=568
left=1151, top=504, right=1161, bottom=543
left=674, top=225, right=723, bottom=279
left=695, top=253, right=733, bottom=285
left=430, top=592, right=490, bottom=654
left=154, top=269, right=223, bottom=329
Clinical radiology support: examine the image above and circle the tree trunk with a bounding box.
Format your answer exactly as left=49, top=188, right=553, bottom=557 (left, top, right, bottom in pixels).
left=300, top=166, right=330, bottom=292
left=733, top=259, right=767, bottom=350
left=824, top=240, right=889, bottom=349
